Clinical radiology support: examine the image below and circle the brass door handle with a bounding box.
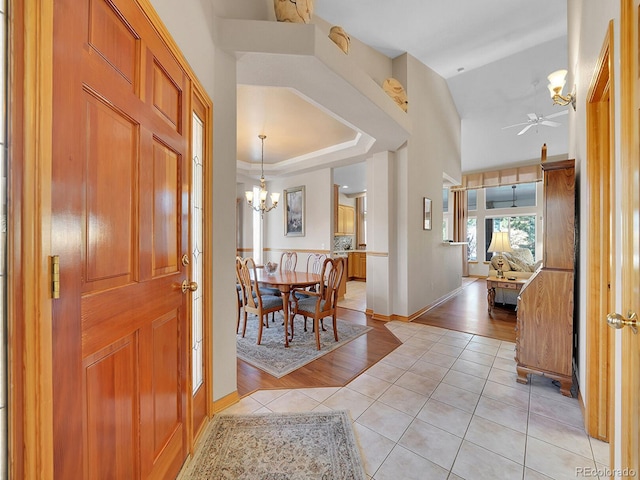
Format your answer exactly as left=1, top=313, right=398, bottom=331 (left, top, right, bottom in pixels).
left=606, top=311, right=638, bottom=334
left=181, top=280, right=198, bottom=293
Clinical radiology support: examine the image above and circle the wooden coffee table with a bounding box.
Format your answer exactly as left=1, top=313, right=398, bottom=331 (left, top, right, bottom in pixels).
left=486, top=276, right=527, bottom=314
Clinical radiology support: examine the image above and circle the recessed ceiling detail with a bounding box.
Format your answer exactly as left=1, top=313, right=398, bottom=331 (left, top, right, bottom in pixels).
left=237, top=85, right=358, bottom=165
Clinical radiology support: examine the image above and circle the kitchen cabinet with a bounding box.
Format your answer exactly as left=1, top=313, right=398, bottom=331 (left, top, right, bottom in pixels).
left=336, top=204, right=355, bottom=235
left=348, top=251, right=366, bottom=280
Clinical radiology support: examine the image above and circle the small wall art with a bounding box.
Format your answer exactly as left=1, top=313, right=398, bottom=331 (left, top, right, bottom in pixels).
left=423, top=197, right=432, bottom=230
left=284, top=186, right=305, bottom=236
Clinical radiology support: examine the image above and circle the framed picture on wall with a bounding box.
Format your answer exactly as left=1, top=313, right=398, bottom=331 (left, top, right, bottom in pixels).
left=284, top=186, right=305, bottom=236
left=423, top=197, right=432, bottom=230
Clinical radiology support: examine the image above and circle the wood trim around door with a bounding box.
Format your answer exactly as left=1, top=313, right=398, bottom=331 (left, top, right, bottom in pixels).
left=9, top=1, right=55, bottom=478
left=585, top=21, right=614, bottom=444
left=620, top=0, right=640, bottom=471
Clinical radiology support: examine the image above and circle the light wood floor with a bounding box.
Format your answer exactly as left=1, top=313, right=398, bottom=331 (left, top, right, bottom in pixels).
left=237, top=277, right=516, bottom=397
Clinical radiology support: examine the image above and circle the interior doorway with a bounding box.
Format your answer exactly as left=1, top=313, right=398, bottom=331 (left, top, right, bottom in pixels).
left=584, top=22, right=614, bottom=442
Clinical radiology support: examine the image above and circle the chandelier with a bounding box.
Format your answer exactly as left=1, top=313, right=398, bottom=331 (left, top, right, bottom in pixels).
left=245, top=134, right=280, bottom=215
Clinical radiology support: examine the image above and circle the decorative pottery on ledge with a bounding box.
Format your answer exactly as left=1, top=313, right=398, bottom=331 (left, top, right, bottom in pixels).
left=274, top=0, right=314, bottom=23
left=329, top=26, right=350, bottom=54
left=383, top=78, right=408, bottom=112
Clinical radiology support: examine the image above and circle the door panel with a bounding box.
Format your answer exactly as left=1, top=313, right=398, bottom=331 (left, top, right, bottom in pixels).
left=83, top=337, right=138, bottom=480
left=151, top=141, right=180, bottom=277
left=84, top=90, right=137, bottom=293
left=52, top=0, right=191, bottom=478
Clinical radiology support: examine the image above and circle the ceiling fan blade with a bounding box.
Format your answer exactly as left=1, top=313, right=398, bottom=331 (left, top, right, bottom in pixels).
left=540, top=120, right=561, bottom=127
left=502, top=121, right=531, bottom=130
left=517, top=124, right=534, bottom=135
left=526, top=113, right=538, bottom=121
left=544, top=110, right=569, bottom=119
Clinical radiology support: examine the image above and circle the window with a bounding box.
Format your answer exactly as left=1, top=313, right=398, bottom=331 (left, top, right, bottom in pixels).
left=467, top=217, right=477, bottom=261
left=485, top=182, right=536, bottom=209
left=442, top=187, right=452, bottom=240
left=485, top=216, right=536, bottom=261
left=252, top=185, right=263, bottom=264
left=467, top=189, right=477, bottom=211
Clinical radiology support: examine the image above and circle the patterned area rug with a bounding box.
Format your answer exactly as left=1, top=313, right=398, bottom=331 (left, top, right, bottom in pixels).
left=181, top=411, right=366, bottom=479
left=237, top=312, right=371, bottom=378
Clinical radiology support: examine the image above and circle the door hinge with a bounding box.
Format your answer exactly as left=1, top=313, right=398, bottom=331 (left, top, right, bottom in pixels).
left=51, top=255, right=60, bottom=299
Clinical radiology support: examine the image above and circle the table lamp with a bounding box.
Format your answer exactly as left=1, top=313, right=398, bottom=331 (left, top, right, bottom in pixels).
left=488, top=232, right=513, bottom=279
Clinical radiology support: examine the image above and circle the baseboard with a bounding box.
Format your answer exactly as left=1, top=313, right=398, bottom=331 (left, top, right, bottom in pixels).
left=213, top=391, right=240, bottom=413
left=366, top=285, right=465, bottom=323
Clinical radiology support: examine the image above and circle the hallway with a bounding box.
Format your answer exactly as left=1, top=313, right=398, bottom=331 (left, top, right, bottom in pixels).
left=230, top=320, right=606, bottom=479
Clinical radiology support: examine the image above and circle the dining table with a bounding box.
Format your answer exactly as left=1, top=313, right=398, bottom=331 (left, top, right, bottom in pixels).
left=253, top=269, right=323, bottom=347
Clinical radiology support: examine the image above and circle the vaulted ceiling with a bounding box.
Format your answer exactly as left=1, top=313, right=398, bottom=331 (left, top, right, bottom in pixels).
left=236, top=1, right=568, bottom=194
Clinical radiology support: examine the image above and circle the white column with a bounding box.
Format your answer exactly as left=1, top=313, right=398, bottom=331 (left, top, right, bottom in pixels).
left=366, top=151, right=395, bottom=318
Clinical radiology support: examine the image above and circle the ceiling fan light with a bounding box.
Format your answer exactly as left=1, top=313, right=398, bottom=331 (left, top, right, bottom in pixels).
left=547, top=69, right=567, bottom=96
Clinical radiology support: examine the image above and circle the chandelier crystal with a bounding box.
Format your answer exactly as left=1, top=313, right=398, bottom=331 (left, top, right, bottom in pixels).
left=245, top=134, right=280, bottom=216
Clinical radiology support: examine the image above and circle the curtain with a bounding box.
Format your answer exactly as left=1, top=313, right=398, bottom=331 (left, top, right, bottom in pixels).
left=453, top=190, right=469, bottom=277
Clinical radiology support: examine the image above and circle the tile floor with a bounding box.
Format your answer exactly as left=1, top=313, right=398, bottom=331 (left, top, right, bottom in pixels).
left=338, top=280, right=367, bottom=312
left=222, top=320, right=609, bottom=480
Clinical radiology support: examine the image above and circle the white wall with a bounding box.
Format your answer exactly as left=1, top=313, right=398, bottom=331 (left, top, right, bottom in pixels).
left=393, top=54, right=463, bottom=317
left=261, top=169, right=334, bottom=266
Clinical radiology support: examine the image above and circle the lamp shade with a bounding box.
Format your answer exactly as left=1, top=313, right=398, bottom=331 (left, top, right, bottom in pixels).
left=487, top=232, right=513, bottom=253
left=547, top=69, right=567, bottom=96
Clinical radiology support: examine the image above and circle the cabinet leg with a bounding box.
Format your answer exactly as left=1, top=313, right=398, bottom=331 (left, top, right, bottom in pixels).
left=557, top=378, right=573, bottom=397
left=487, top=287, right=496, bottom=314
left=516, top=366, right=529, bottom=385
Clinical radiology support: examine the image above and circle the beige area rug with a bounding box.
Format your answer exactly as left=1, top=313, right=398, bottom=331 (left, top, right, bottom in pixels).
left=237, top=312, right=371, bottom=378
left=181, top=411, right=366, bottom=479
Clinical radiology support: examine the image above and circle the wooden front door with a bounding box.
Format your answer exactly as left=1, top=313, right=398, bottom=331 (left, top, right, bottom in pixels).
left=52, top=0, right=192, bottom=478
left=619, top=0, right=640, bottom=474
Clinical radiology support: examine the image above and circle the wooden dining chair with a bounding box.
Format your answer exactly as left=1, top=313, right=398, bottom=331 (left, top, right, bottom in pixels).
left=262, top=251, right=299, bottom=324
left=236, top=256, right=284, bottom=344
left=291, top=253, right=328, bottom=323
left=306, top=253, right=327, bottom=289
left=280, top=251, right=298, bottom=273
left=291, top=257, right=345, bottom=350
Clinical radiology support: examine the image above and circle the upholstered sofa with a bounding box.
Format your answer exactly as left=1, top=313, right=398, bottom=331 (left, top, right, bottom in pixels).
left=488, top=247, right=541, bottom=305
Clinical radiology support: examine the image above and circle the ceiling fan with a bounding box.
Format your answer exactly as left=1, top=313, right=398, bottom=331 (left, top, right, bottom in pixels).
left=502, top=110, right=568, bottom=136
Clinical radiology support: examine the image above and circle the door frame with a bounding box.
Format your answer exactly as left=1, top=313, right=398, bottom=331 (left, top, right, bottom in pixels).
left=188, top=85, right=214, bottom=448
left=620, top=0, right=640, bottom=471
left=8, top=1, right=214, bottom=477
left=585, top=22, right=614, bottom=443
left=9, top=1, right=55, bottom=478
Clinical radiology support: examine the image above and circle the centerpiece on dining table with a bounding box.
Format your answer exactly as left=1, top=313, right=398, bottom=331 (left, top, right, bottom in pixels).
left=264, top=262, right=278, bottom=275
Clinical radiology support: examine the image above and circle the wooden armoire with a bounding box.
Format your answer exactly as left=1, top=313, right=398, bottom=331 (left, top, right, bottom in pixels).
left=515, top=159, right=576, bottom=396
